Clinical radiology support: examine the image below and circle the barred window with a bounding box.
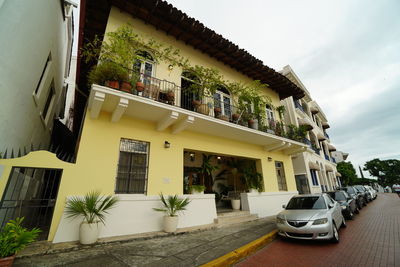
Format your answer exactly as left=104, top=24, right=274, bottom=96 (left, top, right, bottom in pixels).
left=115, top=138, right=149, bottom=194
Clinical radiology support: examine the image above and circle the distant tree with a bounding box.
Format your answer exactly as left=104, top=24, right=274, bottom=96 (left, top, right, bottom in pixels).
left=364, top=159, right=400, bottom=186
left=337, top=161, right=358, bottom=186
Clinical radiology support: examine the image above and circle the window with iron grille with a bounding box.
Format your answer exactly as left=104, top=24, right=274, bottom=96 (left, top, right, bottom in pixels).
left=115, top=138, right=149, bottom=194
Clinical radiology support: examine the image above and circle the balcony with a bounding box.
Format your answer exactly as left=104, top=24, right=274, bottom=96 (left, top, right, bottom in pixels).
left=324, top=154, right=330, bottom=161
left=324, top=132, right=330, bottom=139
left=331, top=157, right=336, bottom=163
left=311, top=146, right=320, bottom=155
left=294, top=100, right=305, bottom=113
left=88, top=77, right=308, bottom=155
left=303, top=138, right=312, bottom=147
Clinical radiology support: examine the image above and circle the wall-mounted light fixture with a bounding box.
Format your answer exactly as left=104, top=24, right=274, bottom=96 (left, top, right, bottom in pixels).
left=189, top=152, right=195, bottom=162
left=267, top=157, right=273, bottom=162
left=164, top=141, right=171, bottom=148
left=168, top=64, right=173, bottom=70
left=217, top=156, right=222, bottom=163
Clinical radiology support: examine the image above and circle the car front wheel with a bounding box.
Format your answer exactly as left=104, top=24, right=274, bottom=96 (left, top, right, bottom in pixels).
left=331, top=224, right=339, bottom=243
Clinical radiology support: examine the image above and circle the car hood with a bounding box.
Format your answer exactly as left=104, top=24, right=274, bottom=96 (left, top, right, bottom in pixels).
left=278, top=209, right=328, bottom=221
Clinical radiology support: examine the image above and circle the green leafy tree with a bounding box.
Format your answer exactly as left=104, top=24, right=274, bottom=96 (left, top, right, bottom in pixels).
left=336, top=161, right=358, bottom=186
left=364, top=158, right=400, bottom=186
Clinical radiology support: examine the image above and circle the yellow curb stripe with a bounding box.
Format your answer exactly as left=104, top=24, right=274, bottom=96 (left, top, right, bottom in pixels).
left=201, top=229, right=278, bottom=267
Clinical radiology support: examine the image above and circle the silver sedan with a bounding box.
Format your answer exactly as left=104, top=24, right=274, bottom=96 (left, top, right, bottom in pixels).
left=276, top=193, right=346, bottom=243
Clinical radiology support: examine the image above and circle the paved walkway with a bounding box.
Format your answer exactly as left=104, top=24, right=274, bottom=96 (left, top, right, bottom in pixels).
left=237, top=193, right=400, bottom=267
left=15, top=217, right=276, bottom=267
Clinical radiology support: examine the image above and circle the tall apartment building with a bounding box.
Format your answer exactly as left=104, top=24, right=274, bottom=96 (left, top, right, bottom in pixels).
left=0, top=0, right=75, bottom=158
left=280, top=65, right=341, bottom=194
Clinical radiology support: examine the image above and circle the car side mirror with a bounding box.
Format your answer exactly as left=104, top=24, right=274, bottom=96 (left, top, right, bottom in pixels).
left=328, top=203, right=334, bottom=209
left=282, top=204, right=286, bottom=209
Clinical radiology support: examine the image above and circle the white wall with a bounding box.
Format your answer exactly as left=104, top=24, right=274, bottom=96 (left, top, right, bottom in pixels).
left=53, top=194, right=217, bottom=243
left=0, top=0, right=73, bottom=153
left=241, top=191, right=297, bottom=218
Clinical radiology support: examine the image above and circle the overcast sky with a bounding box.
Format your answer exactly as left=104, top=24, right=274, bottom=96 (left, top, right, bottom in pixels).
left=164, top=0, right=400, bottom=177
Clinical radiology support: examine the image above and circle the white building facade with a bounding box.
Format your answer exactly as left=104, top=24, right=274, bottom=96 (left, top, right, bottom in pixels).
left=280, top=65, right=341, bottom=194
left=0, top=0, right=75, bottom=157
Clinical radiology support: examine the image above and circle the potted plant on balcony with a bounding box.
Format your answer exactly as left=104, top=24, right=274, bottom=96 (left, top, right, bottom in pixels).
left=153, top=193, right=190, bottom=233
left=87, top=61, right=128, bottom=90
left=65, top=191, right=118, bottom=245
left=189, top=185, right=206, bottom=194
left=0, top=217, right=41, bottom=267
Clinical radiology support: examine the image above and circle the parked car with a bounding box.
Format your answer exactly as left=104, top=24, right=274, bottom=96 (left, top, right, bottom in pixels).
left=354, top=185, right=369, bottom=205
left=276, top=194, right=346, bottom=243
left=362, top=185, right=373, bottom=202
left=340, top=186, right=362, bottom=211
left=364, top=185, right=377, bottom=200
left=327, top=191, right=357, bottom=219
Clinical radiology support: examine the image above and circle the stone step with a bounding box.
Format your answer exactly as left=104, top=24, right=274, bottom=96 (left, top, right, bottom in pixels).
left=215, top=213, right=258, bottom=226
left=217, top=210, right=251, bottom=218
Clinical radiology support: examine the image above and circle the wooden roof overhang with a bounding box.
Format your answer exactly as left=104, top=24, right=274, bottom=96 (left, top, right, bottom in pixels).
left=74, top=0, right=305, bottom=133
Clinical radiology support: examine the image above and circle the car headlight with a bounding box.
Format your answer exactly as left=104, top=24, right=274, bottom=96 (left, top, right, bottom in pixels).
left=341, top=205, right=347, bottom=210
left=312, top=218, right=328, bottom=225
left=276, top=216, right=286, bottom=224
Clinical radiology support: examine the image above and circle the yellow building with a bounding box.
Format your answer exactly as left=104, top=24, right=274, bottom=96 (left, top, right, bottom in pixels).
left=0, top=0, right=308, bottom=243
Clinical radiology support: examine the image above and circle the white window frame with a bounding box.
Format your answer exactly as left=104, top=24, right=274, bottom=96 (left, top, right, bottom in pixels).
left=214, top=89, right=232, bottom=116
left=266, top=105, right=275, bottom=121
left=33, top=53, right=52, bottom=105
left=40, top=80, right=56, bottom=128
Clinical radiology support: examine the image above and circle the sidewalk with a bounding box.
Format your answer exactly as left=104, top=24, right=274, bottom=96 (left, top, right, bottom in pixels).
left=14, top=217, right=277, bottom=267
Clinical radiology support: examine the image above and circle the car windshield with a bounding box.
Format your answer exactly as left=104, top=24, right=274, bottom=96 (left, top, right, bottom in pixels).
left=355, top=186, right=365, bottom=192
left=286, top=196, right=327, bottom=210
left=345, top=187, right=355, bottom=194
left=328, top=192, right=346, bottom=201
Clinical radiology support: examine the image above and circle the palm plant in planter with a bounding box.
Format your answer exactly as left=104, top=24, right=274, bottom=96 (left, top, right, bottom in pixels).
left=65, top=191, right=118, bottom=245
left=243, top=167, right=264, bottom=193
left=153, top=194, right=191, bottom=233
left=0, top=217, right=41, bottom=267
left=189, top=185, right=206, bottom=194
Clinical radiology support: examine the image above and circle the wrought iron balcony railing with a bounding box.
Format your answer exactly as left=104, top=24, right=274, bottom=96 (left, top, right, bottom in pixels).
left=325, top=154, right=330, bottom=161
left=110, top=74, right=308, bottom=144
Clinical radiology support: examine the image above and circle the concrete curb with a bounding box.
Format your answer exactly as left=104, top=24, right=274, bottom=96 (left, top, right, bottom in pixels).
left=201, top=229, right=278, bottom=267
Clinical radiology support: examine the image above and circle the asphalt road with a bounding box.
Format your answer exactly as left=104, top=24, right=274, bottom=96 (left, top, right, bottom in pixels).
left=237, top=193, right=400, bottom=267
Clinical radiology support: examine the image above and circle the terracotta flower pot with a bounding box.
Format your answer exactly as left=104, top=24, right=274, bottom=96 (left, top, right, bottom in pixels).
left=232, top=113, right=240, bottom=121
left=192, top=100, right=201, bottom=107
left=136, top=81, right=145, bottom=92
left=166, top=91, right=175, bottom=101
left=105, top=80, right=119, bottom=90
left=0, top=255, right=16, bottom=267
left=120, top=81, right=132, bottom=93
left=214, top=107, right=221, bottom=114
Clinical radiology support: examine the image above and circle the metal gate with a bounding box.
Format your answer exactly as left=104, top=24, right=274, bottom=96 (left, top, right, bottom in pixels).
left=0, top=167, right=62, bottom=240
